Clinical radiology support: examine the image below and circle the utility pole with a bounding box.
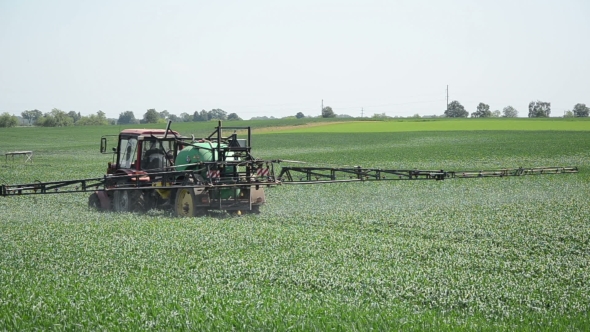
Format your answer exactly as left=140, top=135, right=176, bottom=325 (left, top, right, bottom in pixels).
left=446, top=85, right=449, bottom=112
left=321, top=99, right=323, bottom=117
left=361, top=108, right=364, bottom=118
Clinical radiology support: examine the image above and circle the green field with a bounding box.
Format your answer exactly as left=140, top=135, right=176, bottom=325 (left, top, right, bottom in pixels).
left=275, top=118, right=590, bottom=133
left=1, top=118, right=589, bottom=330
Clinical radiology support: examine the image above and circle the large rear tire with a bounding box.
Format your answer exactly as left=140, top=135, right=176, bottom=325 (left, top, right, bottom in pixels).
left=88, top=193, right=101, bottom=211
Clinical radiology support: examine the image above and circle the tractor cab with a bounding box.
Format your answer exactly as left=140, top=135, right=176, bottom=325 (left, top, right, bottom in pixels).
left=101, top=127, right=181, bottom=174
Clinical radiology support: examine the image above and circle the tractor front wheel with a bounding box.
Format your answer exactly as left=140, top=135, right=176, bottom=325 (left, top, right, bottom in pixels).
left=174, top=188, right=206, bottom=217
left=113, top=190, right=145, bottom=212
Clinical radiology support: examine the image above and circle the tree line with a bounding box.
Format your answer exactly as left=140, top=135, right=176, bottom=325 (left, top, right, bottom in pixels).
left=2, top=102, right=589, bottom=128
left=444, top=101, right=590, bottom=118
left=0, top=108, right=245, bottom=127
left=0, top=109, right=110, bottom=128
left=119, top=108, right=243, bottom=125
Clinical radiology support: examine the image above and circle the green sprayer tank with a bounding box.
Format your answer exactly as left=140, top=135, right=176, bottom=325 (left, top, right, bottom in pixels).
left=175, top=142, right=237, bottom=199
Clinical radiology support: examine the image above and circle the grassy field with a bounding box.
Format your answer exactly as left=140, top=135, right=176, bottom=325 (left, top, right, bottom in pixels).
left=275, top=118, right=590, bottom=133
left=1, top=118, right=589, bottom=330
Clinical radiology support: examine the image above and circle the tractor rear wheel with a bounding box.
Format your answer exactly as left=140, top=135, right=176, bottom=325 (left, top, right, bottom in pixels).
left=174, top=188, right=206, bottom=217
left=88, top=193, right=101, bottom=211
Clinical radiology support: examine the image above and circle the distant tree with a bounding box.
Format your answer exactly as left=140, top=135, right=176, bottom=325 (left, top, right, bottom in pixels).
left=209, top=109, right=227, bottom=121
left=564, top=110, right=574, bottom=118
left=143, top=109, right=159, bottom=123
left=528, top=100, right=551, bottom=118
left=227, top=112, right=242, bottom=121
left=193, top=110, right=208, bottom=121
left=296, top=112, right=305, bottom=119
left=492, top=110, right=501, bottom=117
left=21, top=110, right=37, bottom=125
left=200, top=110, right=210, bottom=121
left=118, top=111, right=136, bottom=124
left=30, top=109, right=42, bottom=124
left=76, top=111, right=109, bottom=126
left=471, top=102, right=492, bottom=118
left=67, top=111, right=81, bottom=123
left=159, top=110, right=170, bottom=120
left=168, top=114, right=181, bottom=122
left=179, top=112, right=191, bottom=122
left=0, top=112, right=18, bottom=127
left=444, top=100, right=468, bottom=118
left=97, top=111, right=108, bottom=125
left=322, top=106, right=335, bottom=118
left=192, top=110, right=207, bottom=121
left=502, top=106, right=518, bottom=118
left=572, top=103, right=589, bottom=117
left=36, top=116, right=53, bottom=127
left=412, top=113, right=421, bottom=118
left=37, top=108, right=74, bottom=127
left=371, top=113, right=389, bottom=119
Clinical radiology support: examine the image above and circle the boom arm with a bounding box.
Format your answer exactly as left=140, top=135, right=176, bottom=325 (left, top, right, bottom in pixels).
left=2, top=164, right=579, bottom=196
left=277, top=166, right=579, bottom=184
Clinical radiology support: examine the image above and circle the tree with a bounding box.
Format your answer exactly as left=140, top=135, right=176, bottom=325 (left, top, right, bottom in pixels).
left=193, top=110, right=209, bottom=121
left=21, top=110, right=40, bottom=125
left=0, top=112, right=18, bottom=127
left=76, top=111, right=109, bottom=126
left=492, top=110, right=501, bottom=117
left=36, top=108, right=74, bottom=127
left=168, top=114, right=181, bottom=122
left=97, top=111, right=107, bottom=123
left=227, top=113, right=242, bottom=121
left=30, top=109, right=42, bottom=124
left=143, top=109, right=159, bottom=123
left=200, top=110, right=210, bottom=121
left=444, top=101, right=468, bottom=118
left=209, top=109, right=227, bottom=121
left=471, top=102, right=492, bottom=118
left=118, top=111, right=136, bottom=124
left=528, top=100, right=551, bottom=118
left=502, top=106, right=518, bottom=118
left=572, top=103, right=589, bottom=117
left=322, top=106, right=335, bottom=118
left=67, top=111, right=81, bottom=123
left=564, top=110, right=574, bottom=118
left=371, top=113, right=389, bottom=119
left=179, top=112, right=191, bottom=122
left=159, top=110, right=170, bottom=120
left=296, top=112, right=305, bottom=119
left=21, top=110, right=37, bottom=125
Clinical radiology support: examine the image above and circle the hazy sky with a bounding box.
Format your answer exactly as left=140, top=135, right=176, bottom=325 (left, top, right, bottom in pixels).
left=1, top=0, right=589, bottom=119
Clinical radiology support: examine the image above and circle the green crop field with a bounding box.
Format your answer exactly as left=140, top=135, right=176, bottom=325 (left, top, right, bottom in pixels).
left=1, top=118, right=589, bottom=330
left=275, top=118, right=590, bottom=133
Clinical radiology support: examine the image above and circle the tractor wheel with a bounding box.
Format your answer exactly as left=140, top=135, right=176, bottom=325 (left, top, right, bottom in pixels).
left=174, top=188, right=206, bottom=217
left=250, top=205, right=261, bottom=214
left=113, top=190, right=146, bottom=213
left=88, top=193, right=101, bottom=211
left=113, top=190, right=131, bottom=212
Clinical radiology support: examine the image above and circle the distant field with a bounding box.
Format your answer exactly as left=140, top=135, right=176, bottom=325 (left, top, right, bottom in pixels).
left=274, top=118, right=590, bottom=133
left=1, top=119, right=589, bottom=330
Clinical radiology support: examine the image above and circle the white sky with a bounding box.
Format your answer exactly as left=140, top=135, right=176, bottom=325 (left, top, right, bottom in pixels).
left=1, top=0, right=589, bottom=119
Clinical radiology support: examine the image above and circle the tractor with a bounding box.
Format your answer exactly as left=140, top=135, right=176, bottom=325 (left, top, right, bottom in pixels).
left=91, top=121, right=276, bottom=216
